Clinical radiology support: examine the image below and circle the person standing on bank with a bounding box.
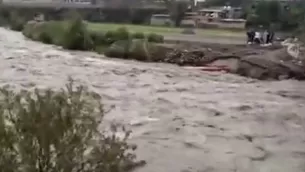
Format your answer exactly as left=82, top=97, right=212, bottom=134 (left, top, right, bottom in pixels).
left=254, top=30, right=262, bottom=44
left=266, top=30, right=270, bottom=44
left=263, top=30, right=269, bottom=44
left=247, top=28, right=254, bottom=44
left=269, top=30, right=274, bottom=44
left=267, top=29, right=275, bottom=44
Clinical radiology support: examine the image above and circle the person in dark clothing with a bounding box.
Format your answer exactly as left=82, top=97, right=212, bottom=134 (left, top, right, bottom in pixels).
left=246, top=29, right=255, bottom=44
left=251, top=30, right=255, bottom=43
left=266, top=31, right=270, bottom=44
left=247, top=31, right=252, bottom=43
left=269, top=31, right=274, bottom=43
left=266, top=30, right=274, bottom=44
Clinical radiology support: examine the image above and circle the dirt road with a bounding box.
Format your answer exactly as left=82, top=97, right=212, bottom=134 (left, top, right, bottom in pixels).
left=1, top=28, right=305, bottom=172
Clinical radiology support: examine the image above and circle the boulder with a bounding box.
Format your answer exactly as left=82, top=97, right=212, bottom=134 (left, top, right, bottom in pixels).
left=128, top=39, right=153, bottom=61
left=104, top=40, right=130, bottom=59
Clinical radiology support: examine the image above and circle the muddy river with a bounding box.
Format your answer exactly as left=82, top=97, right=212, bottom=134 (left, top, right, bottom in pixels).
left=1, top=28, right=305, bottom=172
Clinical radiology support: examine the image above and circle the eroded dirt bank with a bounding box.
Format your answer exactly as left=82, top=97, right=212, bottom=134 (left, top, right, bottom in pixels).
left=1, top=28, right=305, bottom=172
left=106, top=40, right=305, bottom=80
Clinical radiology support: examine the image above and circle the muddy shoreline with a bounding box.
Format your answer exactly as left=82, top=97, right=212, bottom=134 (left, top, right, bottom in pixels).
left=107, top=40, right=305, bottom=80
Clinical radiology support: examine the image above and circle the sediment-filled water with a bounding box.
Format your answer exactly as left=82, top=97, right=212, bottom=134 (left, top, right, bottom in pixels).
left=1, top=28, right=305, bottom=172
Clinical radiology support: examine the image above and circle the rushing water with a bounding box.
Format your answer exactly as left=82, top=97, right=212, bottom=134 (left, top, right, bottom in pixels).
left=1, top=28, right=305, bottom=172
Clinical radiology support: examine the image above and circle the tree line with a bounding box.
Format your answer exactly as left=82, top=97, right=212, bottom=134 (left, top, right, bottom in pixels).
left=168, top=0, right=305, bottom=31
left=245, top=0, right=305, bottom=31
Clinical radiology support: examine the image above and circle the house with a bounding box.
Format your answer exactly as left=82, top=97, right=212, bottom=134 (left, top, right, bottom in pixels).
left=198, top=8, right=225, bottom=19
left=196, top=7, right=245, bottom=30
left=198, top=6, right=242, bottom=19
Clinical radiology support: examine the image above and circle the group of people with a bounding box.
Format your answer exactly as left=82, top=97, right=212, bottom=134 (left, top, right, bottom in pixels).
left=246, top=29, right=275, bottom=45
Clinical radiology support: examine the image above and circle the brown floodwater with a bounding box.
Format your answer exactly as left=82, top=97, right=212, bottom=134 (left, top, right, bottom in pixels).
left=1, top=28, right=305, bottom=172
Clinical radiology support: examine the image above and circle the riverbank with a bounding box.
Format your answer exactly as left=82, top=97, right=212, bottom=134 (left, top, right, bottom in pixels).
left=19, top=19, right=305, bottom=80
left=22, top=20, right=164, bottom=49
left=1, top=27, right=305, bottom=172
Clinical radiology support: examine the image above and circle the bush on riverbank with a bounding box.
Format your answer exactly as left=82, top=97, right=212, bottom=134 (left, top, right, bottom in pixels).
left=0, top=79, right=145, bottom=171
left=0, top=8, right=10, bottom=26
left=62, top=17, right=94, bottom=50
left=38, top=30, right=53, bottom=44
left=0, top=10, right=27, bottom=31
left=132, top=32, right=145, bottom=39
left=9, top=15, right=26, bottom=32
left=104, top=39, right=166, bottom=61
left=22, top=18, right=164, bottom=58
left=147, top=33, right=164, bottom=43
left=22, top=18, right=166, bottom=61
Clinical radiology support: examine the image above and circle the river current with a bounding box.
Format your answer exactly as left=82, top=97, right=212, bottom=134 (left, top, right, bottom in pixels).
left=1, top=28, right=305, bottom=172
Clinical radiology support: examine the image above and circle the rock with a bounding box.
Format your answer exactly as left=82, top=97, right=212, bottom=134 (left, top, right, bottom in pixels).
left=104, top=40, right=129, bottom=59
left=129, top=39, right=154, bottom=61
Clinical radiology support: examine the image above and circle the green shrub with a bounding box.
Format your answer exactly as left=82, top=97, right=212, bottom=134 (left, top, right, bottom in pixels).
left=104, top=30, right=117, bottom=45
left=95, top=45, right=108, bottom=54
left=90, top=31, right=106, bottom=46
left=104, top=39, right=160, bottom=61
left=42, top=21, right=66, bottom=45
left=62, top=17, right=93, bottom=50
left=131, top=32, right=145, bottom=39
left=0, top=17, right=8, bottom=26
left=22, top=23, right=33, bottom=38
left=0, top=79, right=145, bottom=172
left=114, top=27, right=130, bottom=40
left=9, top=18, right=26, bottom=31
left=103, top=28, right=131, bottom=46
left=0, top=8, right=10, bottom=25
left=10, top=20, right=25, bottom=31
left=129, top=39, right=151, bottom=61
left=38, top=31, right=53, bottom=44
left=147, top=33, right=164, bottom=43
left=9, top=11, right=26, bottom=31
left=104, top=40, right=130, bottom=59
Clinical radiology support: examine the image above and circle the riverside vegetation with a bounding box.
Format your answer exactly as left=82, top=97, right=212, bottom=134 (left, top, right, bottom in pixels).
left=0, top=9, right=165, bottom=61
left=15, top=12, right=165, bottom=62
left=23, top=18, right=164, bottom=61
left=0, top=12, right=147, bottom=172
left=0, top=79, right=146, bottom=172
